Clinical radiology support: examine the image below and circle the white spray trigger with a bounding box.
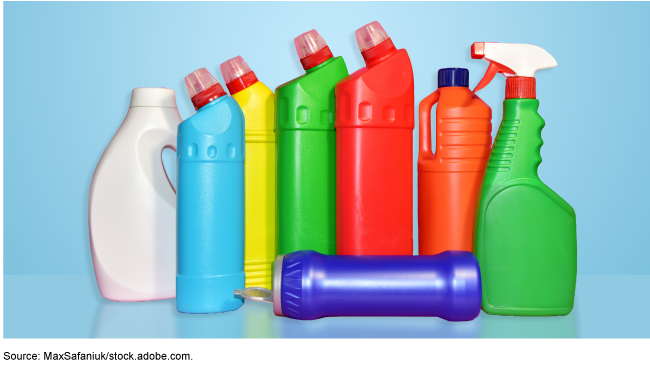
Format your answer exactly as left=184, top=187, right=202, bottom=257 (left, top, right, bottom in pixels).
left=471, top=42, right=557, bottom=92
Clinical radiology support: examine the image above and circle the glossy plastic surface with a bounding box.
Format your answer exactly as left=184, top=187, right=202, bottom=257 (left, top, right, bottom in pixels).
left=418, top=83, right=492, bottom=255
left=474, top=99, right=577, bottom=316
left=232, top=81, right=275, bottom=290
left=335, top=45, right=414, bottom=255
left=89, top=88, right=181, bottom=301
left=278, top=250, right=481, bottom=321
left=176, top=95, right=245, bottom=313
left=274, top=56, right=349, bottom=256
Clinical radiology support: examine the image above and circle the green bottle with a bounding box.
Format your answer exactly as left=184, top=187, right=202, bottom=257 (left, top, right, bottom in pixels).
left=471, top=42, right=577, bottom=316
left=275, top=30, right=348, bottom=255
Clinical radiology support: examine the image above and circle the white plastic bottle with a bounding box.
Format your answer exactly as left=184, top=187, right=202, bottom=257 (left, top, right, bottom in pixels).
left=89, top=88, right=182, bottom=301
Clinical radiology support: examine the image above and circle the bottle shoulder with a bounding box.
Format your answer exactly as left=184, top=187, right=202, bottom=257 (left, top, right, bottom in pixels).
left=275, top=57, right=348, bottom=100
left=480, top=178, right=575, bottom=218
left=436, top=88, right=491, bottom=119
left=275, top=58, right=347, bottom=131
left=120, top=107, right=182, bottom=134
left=99, top=107, right=180, bottom=166
left=180, top=96, right=243, bottom=136
left=337, top=49, right=412, bottom=98
left=233, top=82, right=274, bottom=131
left=334, top=50, right=414, bottom=129
left=503, top=98, right=542, bottom=120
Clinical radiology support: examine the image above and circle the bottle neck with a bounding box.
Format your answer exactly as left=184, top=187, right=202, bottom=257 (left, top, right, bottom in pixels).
left=304, top=56, right=335, bottom=74
left=300, top=46, right=333, bottom=71
left=486, top=98, right=544, bottom=184
left=225, top=71, right=259, bottom=95
left=361, top=39, right=397, bottom=67
left=506, top=76, right=536, bottom=99
left=191, top=84, right=227, bottom=110
left=196, top=94, right=227, bottom=112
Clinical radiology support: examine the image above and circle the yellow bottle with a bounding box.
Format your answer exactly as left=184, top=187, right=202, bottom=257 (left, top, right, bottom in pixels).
left=221, top=56, right=275, bottom=289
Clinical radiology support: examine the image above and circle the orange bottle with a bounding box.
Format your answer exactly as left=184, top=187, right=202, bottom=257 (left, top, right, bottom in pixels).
left=418, top=68, right=492, bottom=255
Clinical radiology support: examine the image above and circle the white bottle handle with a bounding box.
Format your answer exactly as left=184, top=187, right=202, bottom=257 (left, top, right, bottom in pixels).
left=161, top=144, right=177, bottom=194
left=137, top=128, right=177, bottom=206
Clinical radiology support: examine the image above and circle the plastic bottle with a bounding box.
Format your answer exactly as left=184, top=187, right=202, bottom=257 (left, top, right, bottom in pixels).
left=471, top=42, right=577, bottom=316
left=176, top=68, right=245, bottom=313
left=221, top=56, right=275, bottom=290
left=335, top=21, right=414, bottom=255
left=418, top=68, right=492, bottom=255
left=89, top=88, right=181, bottom=301
left=235, top=250, right=481, bottom=321
left=275, top=30, right=349, bottom=256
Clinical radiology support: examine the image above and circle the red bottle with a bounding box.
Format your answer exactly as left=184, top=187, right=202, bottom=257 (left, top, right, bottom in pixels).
left=418, top=68, right=492, bottom=255
left=335, top=21, right=414, bottom=255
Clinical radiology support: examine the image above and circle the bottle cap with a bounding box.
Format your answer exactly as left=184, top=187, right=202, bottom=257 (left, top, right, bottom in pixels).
left=184, top=68, right=227, bottom=110
left=355, top=21, right=396, bottom=66
left=355, top=21, right=390, bottom=52
left=294, top=29, right=333, bottom=70
left=505, top=76, right=536, bottom=99
left=471, top=42, right=557, bottom=96
left=220, top=56, right=259, bottom=95
left=438, top=68, right=469, bottom=88
left=129, top=88, right=177, bottom=108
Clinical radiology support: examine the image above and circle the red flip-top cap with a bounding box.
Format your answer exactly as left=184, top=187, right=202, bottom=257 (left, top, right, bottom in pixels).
left=185, top=68, right=227, bottom=110
left=356, top=21, right=397, bottom=66
left=220, top=56, right=259, bottom=95
left=295, top=30, right=333, bottom=70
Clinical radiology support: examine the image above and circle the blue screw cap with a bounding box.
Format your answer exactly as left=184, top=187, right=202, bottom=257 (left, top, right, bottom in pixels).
left=438, top=68, right=469, bottom=88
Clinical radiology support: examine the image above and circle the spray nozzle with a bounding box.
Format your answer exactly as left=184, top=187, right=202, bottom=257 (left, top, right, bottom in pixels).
left=471, top=42, right=557, bottom=96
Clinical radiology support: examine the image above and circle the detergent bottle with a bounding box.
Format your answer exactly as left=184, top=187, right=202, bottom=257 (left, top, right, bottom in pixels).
left=335, top=21, right=414, bottom=255
left=275, top=30, right=349, bottom=256
left=471, top=42, right=577, bottom=316
left=418, top=68, right=492, bottom=255
left=220, top=56, right=275, bottom=290
left=235, top=250, right=481, bottom=322
left=176, top=68, right=245, bottom=313
left=89, top=88, right=181, bottom=301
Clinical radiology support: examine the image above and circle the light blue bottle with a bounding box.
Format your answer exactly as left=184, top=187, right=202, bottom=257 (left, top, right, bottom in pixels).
left=176, top=68, right=245, bottom=313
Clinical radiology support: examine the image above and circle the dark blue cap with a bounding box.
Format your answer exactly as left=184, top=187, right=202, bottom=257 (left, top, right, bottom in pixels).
left=438, top=68, right=469, bottom=88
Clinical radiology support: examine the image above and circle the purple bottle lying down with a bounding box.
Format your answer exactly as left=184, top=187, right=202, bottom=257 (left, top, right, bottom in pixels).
left=235, top=250, right=481, bottom=321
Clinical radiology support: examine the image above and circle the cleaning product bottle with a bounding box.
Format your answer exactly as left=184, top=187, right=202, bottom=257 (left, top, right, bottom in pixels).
left=471, top=42, right=577, bottom=316
left=275, top=30, right=349, bottom=256
left=220, top=56, right=275, bottom=290
left=235, top=250, right=481, bottom=321
left=335, top=21, right=414, bottom=255
left=89, top=88, right=181, bottom=301
left=418, top=68, right=492, bottom=255
left=176, top=68, right=245, bottom=313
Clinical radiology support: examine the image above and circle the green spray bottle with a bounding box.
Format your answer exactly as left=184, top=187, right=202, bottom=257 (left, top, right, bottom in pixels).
left=275, top=30, right=348, bottom=255
left=471, top=42, right=577, bottom=316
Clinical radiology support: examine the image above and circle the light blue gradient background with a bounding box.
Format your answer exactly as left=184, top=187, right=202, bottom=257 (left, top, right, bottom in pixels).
left=4, top=2, right=649, bottom=338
